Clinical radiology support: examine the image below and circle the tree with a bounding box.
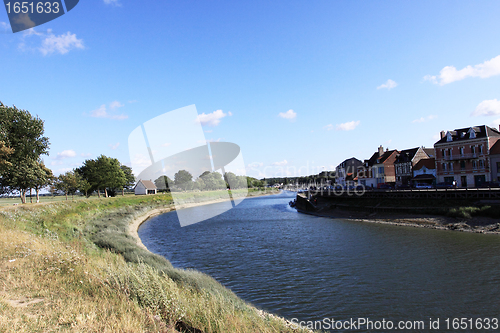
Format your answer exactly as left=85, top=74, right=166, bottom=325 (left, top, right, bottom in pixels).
left=0, top=103, right=50, bottom=200
left=201, top=171, right=226, bottom=190
left=31, top=161, right=54, bottom=203
left=174, top=170, right=193, bottom=191
left=77, top=155, right=127, bottom=197
left=193, top=177, right=206, bottom=191
left=154, top=175, right=173, bottom=192
left=120, top=165, right=135, bottom=196
left=55, top=171, right=81, bottom=200
left=0, top=141, right=13, bottom=177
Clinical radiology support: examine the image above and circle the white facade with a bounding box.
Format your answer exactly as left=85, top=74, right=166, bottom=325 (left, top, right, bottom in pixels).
left=134, top=180, right=157, bottom=195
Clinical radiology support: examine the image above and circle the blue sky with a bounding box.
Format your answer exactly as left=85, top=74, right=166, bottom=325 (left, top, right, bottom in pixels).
left=1, top=1, right=500, bottom=179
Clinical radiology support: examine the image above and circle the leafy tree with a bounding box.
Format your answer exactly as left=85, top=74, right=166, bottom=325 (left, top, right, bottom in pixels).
left=120, top=165, right=135, bottom=196
left=193, top=177, right=206, bottom=191
left=154, top=175, right=173, bottom=192
left=201, top=171, right=226, bottom=190
left=76, top=155, right=127, bottom=197
left=236, top=175, right=247, bottom=189
left=174, top=170, right=193, bottom=191
left=31, top=161, right=54, bottom=203
left=0, top=103, right=50, bottom=200
left=55, top=171, right=81, bottom=200
left=0, top=141, right=13, bottom=177
left=224, top=172, right=237, bottom=189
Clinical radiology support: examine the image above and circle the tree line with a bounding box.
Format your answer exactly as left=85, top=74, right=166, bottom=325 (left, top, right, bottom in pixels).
left=0, top=103, right=134, bottom=203
left=155, top=170, right=261, bottom=192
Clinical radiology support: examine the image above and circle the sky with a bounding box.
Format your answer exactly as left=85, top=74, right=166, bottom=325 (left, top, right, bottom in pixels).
left=1, top=1, right=500, bottom=179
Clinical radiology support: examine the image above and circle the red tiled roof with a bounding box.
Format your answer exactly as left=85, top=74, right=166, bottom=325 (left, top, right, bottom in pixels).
left=490, top=140, right=500, bottom=155
left=413, top=158, right=435, bottom=170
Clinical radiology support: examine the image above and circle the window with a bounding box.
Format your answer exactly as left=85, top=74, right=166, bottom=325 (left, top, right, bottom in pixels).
left=472, top=146, right=476, bottom=155
left=479, top=160, right=484, bottom=168
left=469, top=129, right=476, bottom=139
left=460, top=161, right=465, bottom=170
left=443, top=163, right=447, bottom=172
left=460, top=147, right=464, bottom=155
left=497, top=162, right=500, bottom=172
left=472, top=160, right=477, bottom=169
left=479, top=145, right=483, bottom=154
left=449, top=162, right=453, bottom=171
left=442, top=149, right=446, bottom=158
left=446, top=132, right=453, bottom=142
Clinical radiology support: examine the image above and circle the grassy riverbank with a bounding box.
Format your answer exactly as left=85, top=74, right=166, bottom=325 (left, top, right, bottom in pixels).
left=0, top=189, right=313, bottom=332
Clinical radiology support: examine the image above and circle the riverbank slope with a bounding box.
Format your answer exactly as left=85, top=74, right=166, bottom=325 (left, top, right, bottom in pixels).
left=297, top=194, right=500, bottom=234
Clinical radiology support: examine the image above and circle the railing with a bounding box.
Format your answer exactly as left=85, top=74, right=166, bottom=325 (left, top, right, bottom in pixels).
left=442, top=153, right=483, bottom=161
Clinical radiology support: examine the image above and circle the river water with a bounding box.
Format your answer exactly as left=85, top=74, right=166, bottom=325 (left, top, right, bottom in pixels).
left=138, top=192, right=500, bottom=331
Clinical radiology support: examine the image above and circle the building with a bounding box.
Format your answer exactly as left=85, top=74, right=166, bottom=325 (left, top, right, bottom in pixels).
left=434, top=125, right=500, bottom=187
left=489, top=140, right=500, bottom=182
left=335, top=157, right=363, bottom=187
left=394, top=147, right=432, bottom=187
left=359, top=145, right=398, bottom=187
left=412, top=158, right=436, bottom=186
left=134, top=179, right=157, bottom=195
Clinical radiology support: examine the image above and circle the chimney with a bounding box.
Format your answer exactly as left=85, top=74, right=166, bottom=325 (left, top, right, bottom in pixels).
left=378, top=145, right=384, bottom=157
left=440, top=130, right=445, bottom=139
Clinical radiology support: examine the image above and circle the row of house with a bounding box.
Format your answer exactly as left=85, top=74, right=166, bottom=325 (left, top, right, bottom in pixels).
left=335, top=125, right=500, bottom=188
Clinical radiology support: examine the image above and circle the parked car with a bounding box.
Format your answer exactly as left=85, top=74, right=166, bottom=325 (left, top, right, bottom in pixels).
left=436, top=182, right=453, bottom=189
left=478, top=181, right=500, bottom=188
left=414, top=183, right=433, bottom=189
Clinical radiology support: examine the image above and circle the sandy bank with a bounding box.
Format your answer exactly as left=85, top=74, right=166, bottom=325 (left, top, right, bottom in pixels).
left=298, top=206, right=500, bottom=235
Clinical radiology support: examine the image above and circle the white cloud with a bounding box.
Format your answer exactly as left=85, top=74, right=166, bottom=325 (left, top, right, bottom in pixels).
left=89, top=102, right=128, bottom=120
left=53, top=149, right=76, bottom=160
left=81, top=153, right=92, bottom=157
left=161, top=142, right=171, bottom=147
left=248, top=162, right=263, bottom=168
left=207, top=138, right=222, bottom=142
left=104, top=0, right=121, bottom=6
left=204, top=130, right=213, bottom=133
left=412, top=115, right=438, bottom=123
left=335, top=120, right=360, bottom=131
left=1, top=22, right=10, bottom=30
left=109, top=100, right=124, bottom=109
left=40, top=31, right=84, bottom=55
left=278, top=109, right=297, bottom=121
left=425, top=55, right=500, bottom=85
left=109, top=142, right=120, bottom=150
left=377, top=79, right=398, bottom=90
left=324, top=124, right=334, bottom=131
left=491, top=119, right=500, bottom=129
left=272, top=160, right=288, bottom=166
left=196, top=110, right=230, bottom=127
left=471, top=99, right=500, bottom=117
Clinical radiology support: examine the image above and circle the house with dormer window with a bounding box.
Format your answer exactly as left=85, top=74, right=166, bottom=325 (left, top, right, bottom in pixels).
left=358, top=145, right=399, bottom=188
left=394, top=147, right=433, bottom=187
left=434, top=125, right=500, bottom=187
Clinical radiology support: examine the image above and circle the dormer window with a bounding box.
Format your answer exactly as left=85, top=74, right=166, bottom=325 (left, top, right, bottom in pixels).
left=446, top=132, right=453, bottom=142
left=468, top=128, right=476, bottom=139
